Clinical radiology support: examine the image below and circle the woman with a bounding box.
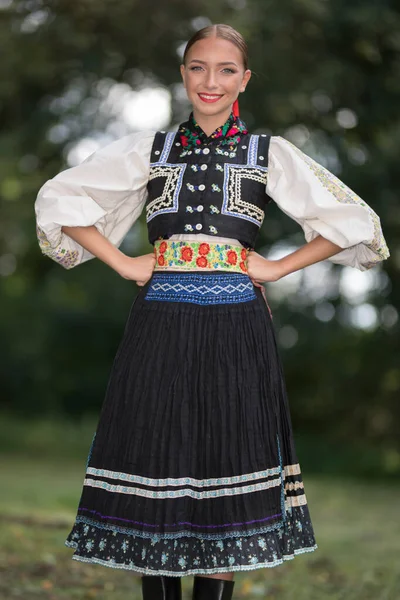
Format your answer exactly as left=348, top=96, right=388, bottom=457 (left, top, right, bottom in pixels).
left=35, top=23, right=389, bottom=600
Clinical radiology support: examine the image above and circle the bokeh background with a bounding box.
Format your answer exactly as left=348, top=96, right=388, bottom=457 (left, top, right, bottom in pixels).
left=1, top=1, right=399, bottom=598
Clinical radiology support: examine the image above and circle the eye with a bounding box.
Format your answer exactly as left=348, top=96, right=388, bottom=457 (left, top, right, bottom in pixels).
left=188, top=66, right=236, bottom=73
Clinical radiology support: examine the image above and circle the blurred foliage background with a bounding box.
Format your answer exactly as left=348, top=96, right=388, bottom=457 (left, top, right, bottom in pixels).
left=0, top=1, right=400, bottom=597
left=1, top=0, right=399, bottom=474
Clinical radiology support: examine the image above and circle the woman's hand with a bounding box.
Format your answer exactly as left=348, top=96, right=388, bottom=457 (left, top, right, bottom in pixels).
left=246, top=250, right=283, bottom=284
left=116, top=252, right=156, bottom=286
left=247, top=236, right=345, bottom=285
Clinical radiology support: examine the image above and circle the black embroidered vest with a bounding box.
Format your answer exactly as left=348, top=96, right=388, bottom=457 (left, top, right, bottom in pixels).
left=145, top=130, right=272, bottom=249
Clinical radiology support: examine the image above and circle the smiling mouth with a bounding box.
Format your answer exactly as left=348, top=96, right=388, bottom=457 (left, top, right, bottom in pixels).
left=198, top=93, right=224, bottom=103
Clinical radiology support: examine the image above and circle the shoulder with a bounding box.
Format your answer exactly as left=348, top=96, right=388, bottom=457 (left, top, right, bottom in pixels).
left=269, top=135, right=292, bottom=150
left=83, top=130, right=157, bottom=164
left=268, top=135, right=323, bottom=161
left=267, top=135, right=310, bottom=170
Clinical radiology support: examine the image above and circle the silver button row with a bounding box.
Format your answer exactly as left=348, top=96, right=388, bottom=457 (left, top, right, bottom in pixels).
left=186, top=204, right=204, bottom=212
left=156, top=148, right=212, bottom=157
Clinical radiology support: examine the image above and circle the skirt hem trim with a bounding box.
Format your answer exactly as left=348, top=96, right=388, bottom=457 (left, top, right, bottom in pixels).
left=64, top=541, right=318, bottom=576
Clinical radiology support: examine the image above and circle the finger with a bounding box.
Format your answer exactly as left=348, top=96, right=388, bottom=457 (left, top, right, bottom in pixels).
left=251, top=279, right=263, bottom=288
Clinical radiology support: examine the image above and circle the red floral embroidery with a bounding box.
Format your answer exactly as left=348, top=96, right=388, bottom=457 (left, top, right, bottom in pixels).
left=227, top=250, right=238, bottom=265
left=154, top=240, right=250, bottom=273
left=199, top=243, right=210, bottom=256
left=181, top=247, right=193, bottom=262
left=178, top=111, right=248, bottom=151
left=196, top=256, right=208, bottom=268
left=226, top=127, right=238, bottom=137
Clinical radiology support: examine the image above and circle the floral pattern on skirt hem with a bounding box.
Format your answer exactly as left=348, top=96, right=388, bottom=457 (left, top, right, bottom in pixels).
left=64, top=504, right=318, bottom=576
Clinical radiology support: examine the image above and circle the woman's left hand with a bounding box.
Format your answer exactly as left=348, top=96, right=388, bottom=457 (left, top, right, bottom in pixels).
left=246, top=250, right=283, bottom=284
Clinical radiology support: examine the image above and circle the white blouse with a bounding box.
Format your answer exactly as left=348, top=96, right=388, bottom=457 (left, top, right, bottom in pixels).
left=34, top=130, right=389, bottom=271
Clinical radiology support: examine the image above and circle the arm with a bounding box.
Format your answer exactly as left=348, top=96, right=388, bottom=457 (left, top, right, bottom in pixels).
left=247, top=234, right=343, bottom=283
left=34, top=130, right=155, bottom=275
left=257, top=135, right=389, bottom=277
left=60, top=224, right=156, bottom=286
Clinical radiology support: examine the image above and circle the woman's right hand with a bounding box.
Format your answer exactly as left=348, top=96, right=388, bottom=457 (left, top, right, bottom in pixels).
left=116, top=252, right=156, bottom=286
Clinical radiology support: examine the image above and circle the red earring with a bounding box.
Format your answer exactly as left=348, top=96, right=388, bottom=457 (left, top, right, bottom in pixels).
left=232, top=98, right=240, bottom=117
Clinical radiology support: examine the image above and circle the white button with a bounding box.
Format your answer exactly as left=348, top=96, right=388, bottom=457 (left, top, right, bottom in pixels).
left=242, top=145, right=247, bottom=149
left=155, top=150, right=160, bottom=155
left=198, top=184, right=205, bottom=191
left=197, top=205, right=204, bottom=212
left=201, top=164, right=208, bottom=170
left=203, top=148, right=210, bottom=154
left=259, top=156, right=264, bottom=160
left=261, top=134, right=266, bottom=137
left=195, top=223, right=203, bottom=230
left=175, top=142, right=181, bottom=146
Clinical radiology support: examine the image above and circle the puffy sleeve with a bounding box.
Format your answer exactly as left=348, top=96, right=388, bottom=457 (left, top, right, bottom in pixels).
left=266, top=135, right=390, bottom=271
left=34, top=130, right=155, bottom=269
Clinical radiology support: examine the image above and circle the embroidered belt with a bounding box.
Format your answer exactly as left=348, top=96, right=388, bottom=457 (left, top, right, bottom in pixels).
left=145, top=272, right=257, bottom=305
left=153, top=239, right=250, bottom=273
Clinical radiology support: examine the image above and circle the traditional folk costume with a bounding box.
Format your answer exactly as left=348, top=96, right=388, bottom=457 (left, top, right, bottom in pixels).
left=34, top=109, right=389, bottom=577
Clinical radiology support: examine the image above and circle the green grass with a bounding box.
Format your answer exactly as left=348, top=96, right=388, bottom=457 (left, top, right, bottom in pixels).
left=1, top=452, right=399, bottom=599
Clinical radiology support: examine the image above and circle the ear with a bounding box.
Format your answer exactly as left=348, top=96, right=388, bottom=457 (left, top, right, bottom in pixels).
left=240, top=69, right=252, bottom=92
left=180, top=64, right=186, bottom=88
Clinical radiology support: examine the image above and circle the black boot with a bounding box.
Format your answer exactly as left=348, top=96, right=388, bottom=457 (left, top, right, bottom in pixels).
left=192, top=575, right=235, bottom=600
left=141, top=575, right=182, bottom=600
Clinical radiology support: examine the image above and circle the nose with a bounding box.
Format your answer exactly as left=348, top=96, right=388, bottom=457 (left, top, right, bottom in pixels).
left=203, top=70, right=218, bottom=90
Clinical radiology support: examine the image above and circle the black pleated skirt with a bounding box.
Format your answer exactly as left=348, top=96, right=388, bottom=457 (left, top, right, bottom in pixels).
left=65, top=270, right=318, bottom=576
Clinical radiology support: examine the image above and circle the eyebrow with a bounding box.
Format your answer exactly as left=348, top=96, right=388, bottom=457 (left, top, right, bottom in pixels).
left=188, top=59, right=238, bottom=67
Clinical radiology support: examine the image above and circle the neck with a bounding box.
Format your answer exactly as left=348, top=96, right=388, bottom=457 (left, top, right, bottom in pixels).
left=192, top=107, right=232, bottom=137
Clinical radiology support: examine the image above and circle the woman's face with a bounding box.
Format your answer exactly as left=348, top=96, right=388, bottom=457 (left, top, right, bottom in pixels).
left=180, top=36, right=251, bottom=118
